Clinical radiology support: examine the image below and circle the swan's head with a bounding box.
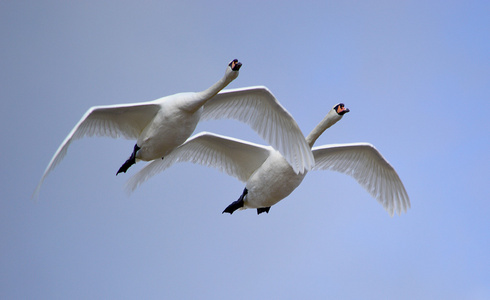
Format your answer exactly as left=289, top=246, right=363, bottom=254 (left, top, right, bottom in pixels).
left=228, top=59, right=242, bottom=71
left=225, top=59, right=242, bottom=81
left=306, top=103, right=350, bottom=148
left=334, top=103, right=350, bottom=116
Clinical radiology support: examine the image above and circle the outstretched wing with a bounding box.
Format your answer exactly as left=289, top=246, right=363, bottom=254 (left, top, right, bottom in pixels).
left=312, top=143, right=410, bottom=216
left=33, top=102, right=160, bottom=197
left=126, top=132, right=271, bottom=193
left=202, top=86, right=314, bottom=174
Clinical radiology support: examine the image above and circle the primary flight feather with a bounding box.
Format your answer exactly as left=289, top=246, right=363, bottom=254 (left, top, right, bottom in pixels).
left=127, top=103, right=410, bottom=216
left=34, top=60, right=314, bottom=196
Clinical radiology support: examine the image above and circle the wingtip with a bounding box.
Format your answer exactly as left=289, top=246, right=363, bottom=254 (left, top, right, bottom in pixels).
left=32, top=180, right=44, bottom=199
left=124, top=179, right=138, bottom=196
left=31, top=190, right=40, bottom=200
left=289, top=153, right=315, bottom=175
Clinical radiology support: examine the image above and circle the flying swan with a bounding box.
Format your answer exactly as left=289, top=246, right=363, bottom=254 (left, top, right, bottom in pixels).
left=34, top=59, right=314, bottom=196
left=126, top=103, right=410, bottom=216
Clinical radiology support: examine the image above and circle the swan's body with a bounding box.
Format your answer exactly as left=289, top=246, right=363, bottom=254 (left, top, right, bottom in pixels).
left=34, top=60, right=315, bottom=196
left=127, top=104, right=410, bottom=216
left=245, top=151, right=305, bottom=209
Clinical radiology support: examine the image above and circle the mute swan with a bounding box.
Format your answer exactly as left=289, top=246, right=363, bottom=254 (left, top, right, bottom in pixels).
left=34, top=59, right=315, bottom=196
left=126, top=103, right=410, bottom=216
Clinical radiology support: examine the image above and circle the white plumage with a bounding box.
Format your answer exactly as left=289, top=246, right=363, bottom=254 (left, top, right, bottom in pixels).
left=127, top=103, right=410, bottom=216
left=34, top=60, right=314, bottom=196
left=311, top=143, right=410, bottom=215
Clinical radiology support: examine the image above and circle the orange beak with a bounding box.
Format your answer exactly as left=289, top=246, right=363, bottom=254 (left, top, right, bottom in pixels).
left=336, top=104, right=350, bottom=115
left=229, top=59, right=242, bottom=71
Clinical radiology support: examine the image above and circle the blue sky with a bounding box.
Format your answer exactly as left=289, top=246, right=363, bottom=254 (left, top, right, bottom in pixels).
left=1, top=1, right=489, bottom=299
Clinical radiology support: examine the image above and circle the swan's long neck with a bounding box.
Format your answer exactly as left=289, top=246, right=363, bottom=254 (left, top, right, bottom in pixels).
left=185, top=69, right=237, bottom=112
left=198, top=76, right=232, bottom=99
left=305, top=110, right=342, bottom=148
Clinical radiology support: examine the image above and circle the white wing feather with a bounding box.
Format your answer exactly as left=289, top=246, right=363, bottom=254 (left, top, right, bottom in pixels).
left=126, top=132, right=271, bottom=193
left=33, top=102, right=160, bottom=196
left=202, top=86, right=314, bottom=174
left=312, top=143, right=410, bottom=216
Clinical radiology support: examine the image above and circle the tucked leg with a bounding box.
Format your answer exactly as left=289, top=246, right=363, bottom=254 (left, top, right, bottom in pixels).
left=222, top=188, right=248, bottom=214
left=257, top=207, right=271, bottom=215
left=116, top=144, right=140, bottom=175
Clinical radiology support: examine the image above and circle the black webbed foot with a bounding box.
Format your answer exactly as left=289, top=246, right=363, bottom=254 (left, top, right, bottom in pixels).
left=257, top=207, right=271, bottom=215
left=223, top=188, right=247, bottom=214
left=116, top=144, right=140, bottom=175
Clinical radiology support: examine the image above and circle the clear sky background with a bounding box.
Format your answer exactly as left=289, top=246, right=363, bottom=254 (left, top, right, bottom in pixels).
left=1, top=1, right=488, bottom=299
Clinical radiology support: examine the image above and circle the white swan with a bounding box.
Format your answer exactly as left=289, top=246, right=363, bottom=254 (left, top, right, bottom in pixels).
left=126, top=103, right=410, bottom=216
left=34, top=59, right=314, bottom=196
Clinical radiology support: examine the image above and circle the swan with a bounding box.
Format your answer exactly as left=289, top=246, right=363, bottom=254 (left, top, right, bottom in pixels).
left=34, top=59, right=315, bottom=196
left=126, top=103, right=410, bottom=216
